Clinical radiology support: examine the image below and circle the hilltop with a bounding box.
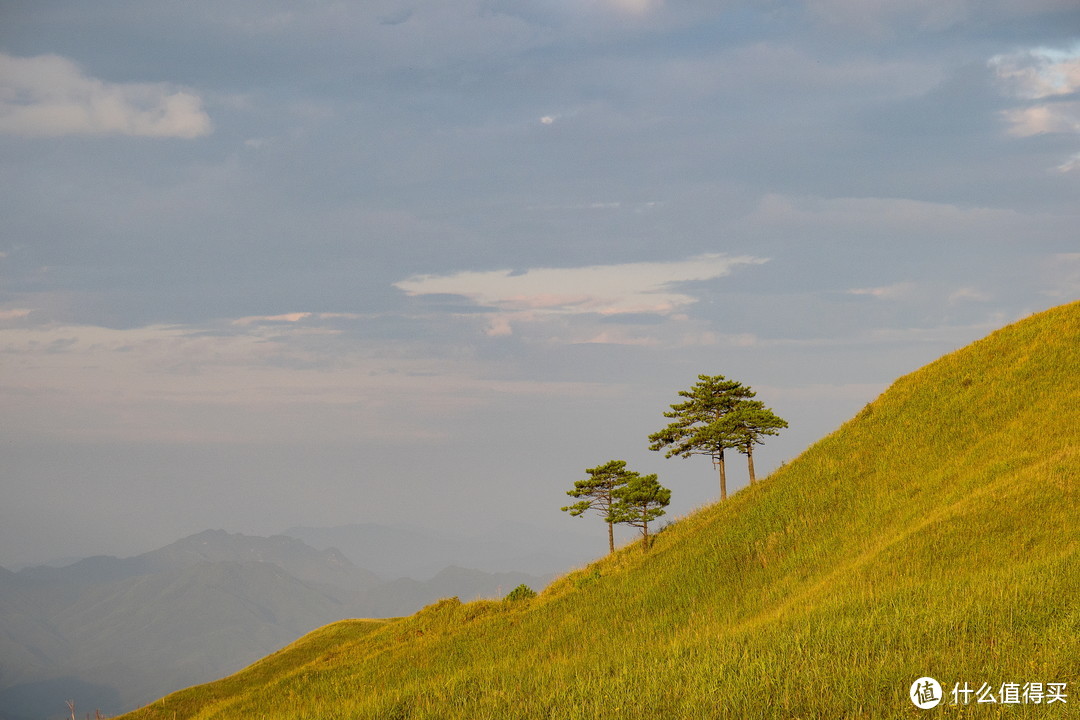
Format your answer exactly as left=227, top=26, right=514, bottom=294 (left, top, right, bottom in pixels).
left=120, top=301, right=1078, bottom=719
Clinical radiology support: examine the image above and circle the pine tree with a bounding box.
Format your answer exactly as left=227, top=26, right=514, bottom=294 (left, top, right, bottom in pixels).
left=611, top=474, right=671, bottom=551
left=647, top=374, right=755, bottom=500
left=561, top=460, right=635, bottom=554
left=725, top=400, right=788, bottom=484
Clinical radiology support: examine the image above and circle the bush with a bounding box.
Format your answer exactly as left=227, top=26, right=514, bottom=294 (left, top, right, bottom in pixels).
left=504, top=584, right=537, bottom=602
left=572, top=567, right=602, bottom=589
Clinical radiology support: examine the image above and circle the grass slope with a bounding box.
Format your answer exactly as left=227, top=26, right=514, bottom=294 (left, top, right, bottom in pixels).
left=121, top=302, right=1079, bottom=719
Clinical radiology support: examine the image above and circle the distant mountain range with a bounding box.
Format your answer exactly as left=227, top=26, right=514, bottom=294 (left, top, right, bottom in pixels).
left=0, top=527, right=562, bottom=720
left=280, top=520, right=604, bottom=579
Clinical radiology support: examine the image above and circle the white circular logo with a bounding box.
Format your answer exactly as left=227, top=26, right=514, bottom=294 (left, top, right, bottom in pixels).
left=910, top=677, right=943, bottom=709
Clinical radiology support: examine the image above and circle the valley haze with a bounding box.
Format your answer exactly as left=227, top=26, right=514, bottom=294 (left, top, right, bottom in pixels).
left=0, top=525, right=567, bottom=718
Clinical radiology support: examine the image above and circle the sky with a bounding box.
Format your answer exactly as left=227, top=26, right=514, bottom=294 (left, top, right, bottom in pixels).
left=1, top=0, right=1078, bottom=568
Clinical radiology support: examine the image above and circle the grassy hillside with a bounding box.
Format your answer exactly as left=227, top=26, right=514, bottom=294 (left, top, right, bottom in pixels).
left=120, top=301, right=1079, bottom=719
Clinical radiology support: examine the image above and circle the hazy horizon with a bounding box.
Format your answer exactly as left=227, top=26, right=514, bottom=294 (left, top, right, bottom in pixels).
left=3, top=1, right=1078, bottom=569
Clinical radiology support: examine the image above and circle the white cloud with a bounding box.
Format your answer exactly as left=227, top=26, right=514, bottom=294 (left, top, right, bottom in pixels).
left=948, top=287, right=991, bottom=304
left=0, top=318, right=625, bottom=443
left=0, top=308, right=33, bottom=321
left=579, top=329, right=661, bottom=346
left=396, top=253, right=767, bottom=316
left=1000, top=103, right=1080, bottom=137
left=991, top=46, right=1080, bottom=140
left=396, top=253, right=768, bottom=343
left=1057, top=153, right=1080, bottom=173
left=847, top=282, right=916, bottom=300
left=230, top=312, right=366, bottom=327
left=0, top=52, right=212, bottom=138
left=232, top=312, right=316, bottom=326
left=991, top=47, right=1080, bottom=100
left=948, top=287, right=991, bottom=303
left=485, top=315, right=515, bottom=337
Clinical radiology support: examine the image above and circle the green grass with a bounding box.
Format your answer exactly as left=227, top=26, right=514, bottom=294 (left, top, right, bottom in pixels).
left=120, top=301, right=1079, bottom=719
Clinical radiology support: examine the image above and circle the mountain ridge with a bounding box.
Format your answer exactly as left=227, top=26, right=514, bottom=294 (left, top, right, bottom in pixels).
left=0, top=528, right=551, bottom=720
left=281, top=520, right=604, bottom=579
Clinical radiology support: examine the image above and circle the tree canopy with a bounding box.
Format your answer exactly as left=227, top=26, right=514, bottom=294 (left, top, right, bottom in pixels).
left=561, top=460, right=636, bottom=554
left=647, top=374, right=754, bottom=500
left=648, top=374, right=786, bottom=498
left=724, top=400, right=788, bottom=484
left=611, top=473, right=671, bottom=551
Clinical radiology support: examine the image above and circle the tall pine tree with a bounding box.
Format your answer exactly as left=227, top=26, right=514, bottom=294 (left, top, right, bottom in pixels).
left=647, top=375, right=754, bottom=500
left=723, top=400, right=788, bottom=484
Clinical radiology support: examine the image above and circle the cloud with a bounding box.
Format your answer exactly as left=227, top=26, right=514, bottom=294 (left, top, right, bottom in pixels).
left=0, top=308, right=33, bottom=321
left=948, top=287, right=991, bottom=303
left=847, top=282, right=916, bottom=300
left=1000, top=104, right=1080, bottom=137
left=991, top=46, right=1080, bottom=139
left=0, top=317, right=625, bottom=444
left=233, top=312, right=313, bottom=325
left=1057, top=153, right=1080, bottom=173
left=0, top=52, right=211, bottom=138
left=990, top=47, right=1080, bottom=100
left=396, top=253, right=768, bottom=317
left=395, top=254, right=768, bottom=343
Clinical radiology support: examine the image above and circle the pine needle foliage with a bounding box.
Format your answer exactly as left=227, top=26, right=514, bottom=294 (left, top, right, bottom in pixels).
left=648, top=375, right=784, bottom=499
left=726, top=399, right=788, bottom=483
left=561, top=459, right=640, bottom=554
left=118, top=301, right=1079, bottom=720
left=610, top=473, right=671, bottom=550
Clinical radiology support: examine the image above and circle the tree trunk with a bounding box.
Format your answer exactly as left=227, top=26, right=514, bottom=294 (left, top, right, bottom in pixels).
left=607, top=520, right=614, bottom=554
left=716, top=448, right=727, bottom=500
left=642, top=518, right=649, bottom=551
left=746, top=443, right=756, bottom=484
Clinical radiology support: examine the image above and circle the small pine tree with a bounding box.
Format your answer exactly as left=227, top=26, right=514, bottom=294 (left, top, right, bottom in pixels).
left=611, top=474, right=671, bottom=551
left=562, top=460, right=636, bottom=554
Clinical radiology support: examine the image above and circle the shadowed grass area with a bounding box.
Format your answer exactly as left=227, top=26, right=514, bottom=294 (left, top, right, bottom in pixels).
left=120, top=301, right=1079, bottom=719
